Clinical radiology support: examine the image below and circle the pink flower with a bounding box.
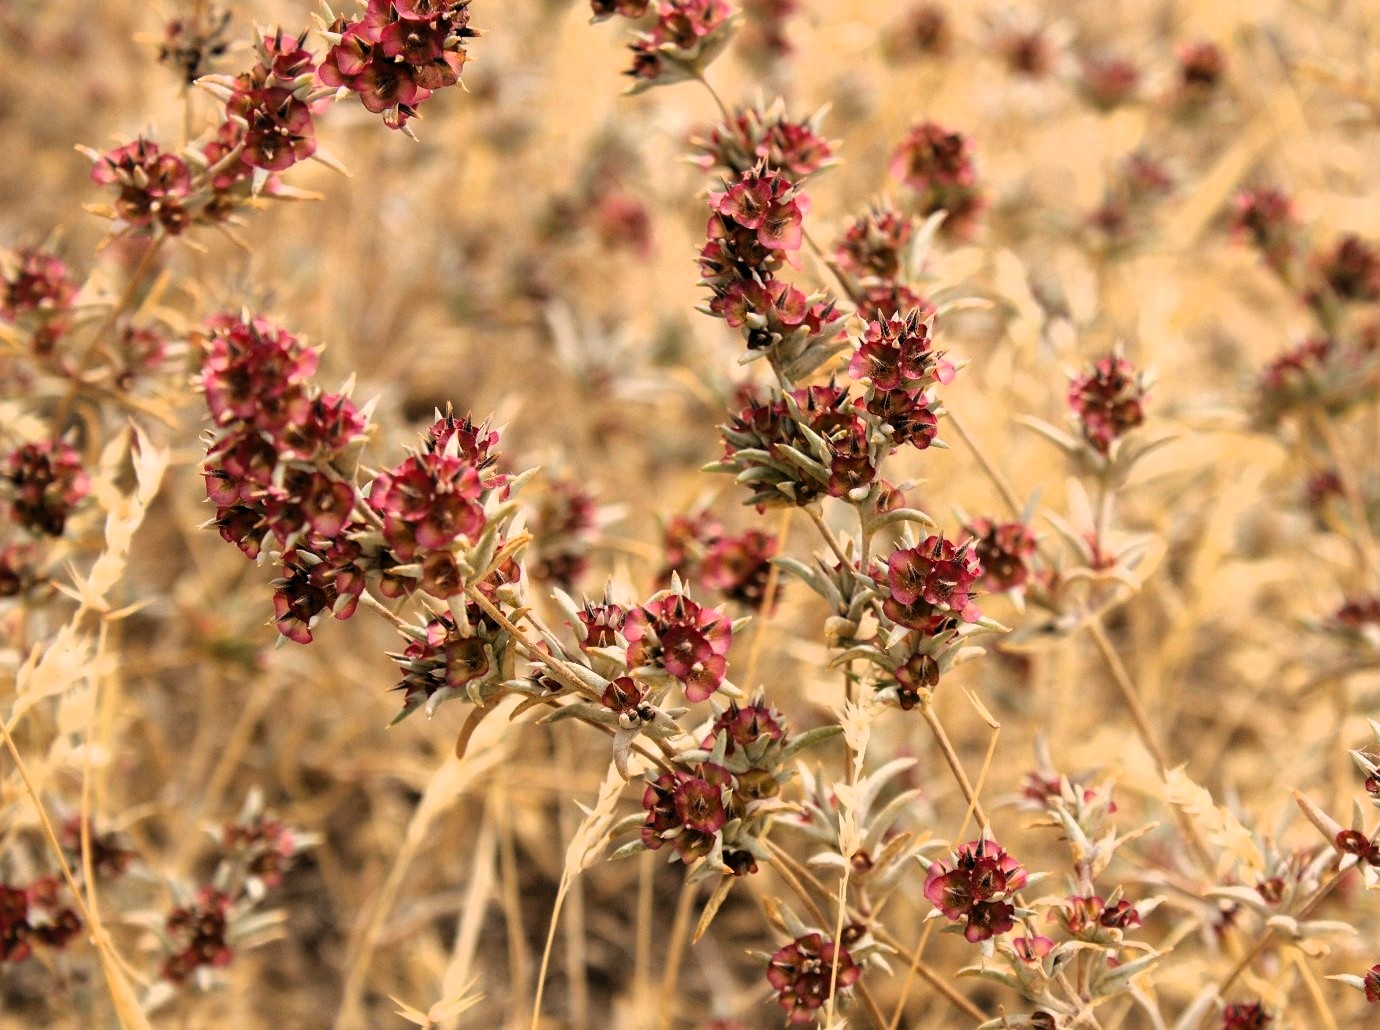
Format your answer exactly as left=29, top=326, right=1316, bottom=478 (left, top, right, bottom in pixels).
left=883, top=535, right=983, bottom=631
left=625, top=592, right=732, bottom=701
left=1, top=440, right=90, bottom=537
left=923, top=838, right=1027, bottom=942
left=1068, top=355, right=1147, bottom=454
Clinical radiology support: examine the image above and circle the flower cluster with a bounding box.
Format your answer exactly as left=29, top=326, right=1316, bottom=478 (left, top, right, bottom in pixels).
left=529, top=476, right=600, bottom=588
left=389, top=602, right=513, bottom=720
left=1067, top=354, right=1148, bottom=455
left=883, top=534, right=982, bottom=632
left=1077, top=54, right=1141, bottom=111
left=1, top=247, right=76, bottom=345
left=700, top=528, right=778, bottom=610
left=922, top=838, right=1029, bottom=942
left=890, top=121, right=982, bottom=239
left=1231, top=186, right=1299, bottom=277
left=602, top=0, right=737, bottom=91
left=625, top=589, right=733, bottom=701
left=161, top=889, right=233, bottom=983
left=225, top=30, right=322, bottom=170
left=966, top=517, right=1037, bottom=592
left=765, top=931, right=862, bottom=1024
left=690, top=100, right=834, bottom=183
left=320, top=0, right=479, bottom=130
left=1255, top=336, right=1380, bottom=426
left=712, top=384, right=880, bottom=507
left=0, top=879, right=82, bottom=964
left=848, top=310, right=954, bottom=450
left=1, top=439, right=91, bottom=538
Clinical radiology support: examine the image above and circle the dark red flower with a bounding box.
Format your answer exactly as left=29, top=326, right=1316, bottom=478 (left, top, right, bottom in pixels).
left=1067, top=355, right=1147, bottom=454
left=625, top=592, right=732, bottom=701
left=162, top=889, right=233, bottom=983
left=883, top=535, right=983, bottom=632
left=640, top=762, right=733, bottom=859
left=766, top=932, right=862, bottom=1023
left=1220, top=1001, right=1272, bottom=1029
left=1364, top=964, right=1380, bottom=1004
left=923, top=838, right=1027, bottom=942
left=889, top=121, right=982, bottom=238
left=90, top=138, right=193, bottom=233
left=700, top=529, right=777, bottom=610
left=966, top=518, right=1036, bottom=592
left=1, top=440, right=90, bottom=537
left=702, top=700, right=785, bottom=753
left=1, top=248, right=76, bottom=322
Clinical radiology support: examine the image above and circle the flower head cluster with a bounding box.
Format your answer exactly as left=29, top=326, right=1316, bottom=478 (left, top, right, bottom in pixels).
left=1, top=440, right=90, bottom=538
left=89, top=138, right=195, bottom=235
left=1078, top=54, right=1140, bottom=111
left=690, top=101, right=834, bottom=183
left=713, top=384, right=881, bottom=507
left=368, top=413, right=510, bottom=596
left=923, top=838, right=1028, bottom=942
left=608, top=0, right=737, bottom=91
left=700, top=528, right=777, bottom=610
left=389, top=602, right=512, bottom=720
left=890, top=121, right=982, bottom=238
left=1220, top=1002, right=1273, bottom=1029
left=640, top=761, right=734, bottom=861
left=1176, top=39, right=1226, bottom=101
left=966, top=517, right=1037, bottom=592
left=222, top=807, right=309, bottom=891
left=1231, top=187, right=1299, bottom=276
left=0, top=879, right=82, bottom=964
left=1255, top=337, right=1380, bottom=425
left=625, top=589, right=732, bottom=701
left=161, top=889, right=233, bottom=983
left=224, top=30, right=322, bottom=170
left=1, top=247, right=76, bottom=335
left=530, top=477, right=600, bottom=588
left=320, top=0, right=478, bottom=130
left=848, top=310, right=954, bottom=450
left=1054, top=893, right=1141, bottom=943
left=765, top=932, right=862, bottom=1024
left=883, top=534, right=982, bottom=633
left=1067, top=355, right=1148, bottom=455
left=1313, top=234, right=1380, bottom=305
left=835, top=202, right=918, bottom=285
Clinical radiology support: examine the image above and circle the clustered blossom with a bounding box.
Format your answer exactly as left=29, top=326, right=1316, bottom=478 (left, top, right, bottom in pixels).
left=222, top=811, right=308, bottom=890
left=700, top=528, right=777, bottom=610
left=1176, top=39, right=1227, bottom=101
left=883, top=534, right=982, bottom=633
left=1067, top=355, right=1148, bottom=455
left=625, top=590, right=732, bottom=701
left=161, top=889, right=233, bottom=983
left=883, top=3, right=952, bottom=62
left=604, top=0, right=737, bottom=90
left=923, top=838, right=1028, bottom=942
left=640, top=762, right=733, bottom=861
left=1231, top=186, right=1299, bottom=276
left=835, top=203, right=917, bottom=285
left=848, top=310, right=954, bottom=450
left=368, top=413, right=507, bottom=581
left=320, top=0, right=479, bottom=130
left=529, top=477, right=599, bottom=588
left=690, top=102, right=834, bottom=183
left=715, top=384, right=878, bottom=507
left=1220, top=1001, right=1273, bottom=1029
left=765, top=932, right=862, bottom=1024
left=1, top=439, right=91, bottom=538
left=388, top=602, right=511, bottom=718
left=1055, top=893, right=1141, bottom=940
left=738, top=0, right=800, bottom=62
left=60, top=817, right=134, bottom=882
left=225, top=30, right=321, bottom=169
left=0, top=879, right=82, bottom=964
left=890, top=121, right=982, bottom=238
left=1255, top=336, right=1380, bottom=425
left=1313, top=234, right=1380, bottom=305
left=1, top=247, right=76, bottom=327
left=966, top=517, right=1037, bottom=592
left=89, top=138, right=194, bottom=235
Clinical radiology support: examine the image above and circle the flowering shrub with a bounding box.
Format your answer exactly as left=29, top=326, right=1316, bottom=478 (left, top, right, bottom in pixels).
left=3, top=0, right=1380, bottom=1026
